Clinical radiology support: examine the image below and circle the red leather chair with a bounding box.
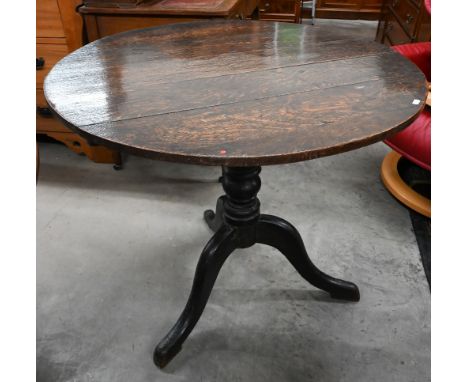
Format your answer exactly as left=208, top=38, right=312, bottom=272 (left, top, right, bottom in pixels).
left=381, top=0, right=431, bottom=217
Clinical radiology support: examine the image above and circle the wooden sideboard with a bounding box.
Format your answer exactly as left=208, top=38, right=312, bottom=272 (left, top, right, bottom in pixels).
left=79, top=0, right=259, bottom=42
left=37, top=0, right=120, bottom=165
left=375, top=0, right=430, bottom=45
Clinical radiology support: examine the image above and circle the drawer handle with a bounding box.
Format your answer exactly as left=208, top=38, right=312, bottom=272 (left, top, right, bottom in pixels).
left=406, top=14, right=415, bottom=24
left=36, top=57, right=45, bottom=70
left=37, top=106, right=53, bottom=117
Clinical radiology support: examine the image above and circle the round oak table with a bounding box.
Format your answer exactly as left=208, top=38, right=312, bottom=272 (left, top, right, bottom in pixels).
left=44, top=20, right=427, bottom=368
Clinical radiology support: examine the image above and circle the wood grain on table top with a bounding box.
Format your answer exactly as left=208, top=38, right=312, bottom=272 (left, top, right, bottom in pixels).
left=44, top=20, right=427, bottom=166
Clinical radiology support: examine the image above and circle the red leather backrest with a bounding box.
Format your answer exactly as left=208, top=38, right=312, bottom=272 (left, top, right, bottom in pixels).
left=425, top=0, right=431, bottom=14
left=392, top=43, right=431, bottom=81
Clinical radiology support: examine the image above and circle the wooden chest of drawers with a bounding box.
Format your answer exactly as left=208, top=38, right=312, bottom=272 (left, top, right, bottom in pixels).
left=37, top=0, right=120, bottom=164
left=375, top=0, right=430, bottom=45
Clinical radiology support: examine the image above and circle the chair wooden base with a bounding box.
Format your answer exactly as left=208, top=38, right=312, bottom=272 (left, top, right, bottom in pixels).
left=381, top=150, right=431, bottom=218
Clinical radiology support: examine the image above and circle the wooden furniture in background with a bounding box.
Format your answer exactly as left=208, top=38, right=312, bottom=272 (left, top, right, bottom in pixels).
left=45, top=20, right=426, bottom=367
left=375, top=0, right=430, bottom=45
left=80, top=0, right=259, bottom=41
left=315, top=0, right=382, bottom=20
left=37, top=0, right=121, bottom=165
left=258, top=0, right=299, bottom=22
left=260, top=0, right=383, bottom=21
left=84, top=0, right=145, bottom=6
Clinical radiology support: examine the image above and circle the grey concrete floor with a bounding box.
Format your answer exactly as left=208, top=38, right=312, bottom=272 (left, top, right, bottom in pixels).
left=37, top=140, right=430, bottom=382
left=37, top=18, right=429, bottom=382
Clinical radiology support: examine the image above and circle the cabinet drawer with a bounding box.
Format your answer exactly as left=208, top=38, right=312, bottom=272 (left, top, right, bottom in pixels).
left=318, top=0, right=361, bottom=10
left=36, top=42, right=68, bottom=87
left=36, top=89, right=70, bottom=133
left=37, top=0, right=65, bottom=38
left=390, top=0, right=419, bottom=36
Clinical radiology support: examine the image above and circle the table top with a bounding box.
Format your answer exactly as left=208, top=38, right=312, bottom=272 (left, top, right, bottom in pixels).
left=44, top=20, right=427, bottom=166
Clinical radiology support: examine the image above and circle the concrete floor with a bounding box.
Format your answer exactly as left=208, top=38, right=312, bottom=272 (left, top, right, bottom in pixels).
left=37, top=140, right=430, bottom=382
left=37, top=19, right=429, bottom=382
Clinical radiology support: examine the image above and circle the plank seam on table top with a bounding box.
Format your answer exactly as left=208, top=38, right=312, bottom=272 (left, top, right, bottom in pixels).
left=87, top=34, right=385, bottom=66
left=92, top=34, right=377, bottom=58
left=70, top=53, right=411, bottom=128
left=54, top=34, right=386, bottom=82
left=49, top=19, right=387, bottom=83
left=85, top=45, right=392, bottom=89
left=46, top=20, right=391, bottom=105
left=75, top=74, right=418, bottom=128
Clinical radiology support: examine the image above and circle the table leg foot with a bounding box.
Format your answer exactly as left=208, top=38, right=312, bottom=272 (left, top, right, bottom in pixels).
left=256, top=214, right=360, bottom=302
left=203, top=196, right=226, bottom=232
left=153, top=225, right=236, bottom=368
left=153, top=344, right=181, bottom=369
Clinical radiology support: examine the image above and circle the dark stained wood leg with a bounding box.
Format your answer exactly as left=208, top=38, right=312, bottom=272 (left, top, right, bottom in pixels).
left=204, top=196, right=226, bottom=232
left=153, top=224, right=237, bottom=368
left=256, top=214, right=360, bottom=301
left=154, top=166, right=359, bottom=368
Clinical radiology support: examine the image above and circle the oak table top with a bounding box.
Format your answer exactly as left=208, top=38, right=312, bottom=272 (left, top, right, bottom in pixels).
left=45, top=20, right=426, bottom=166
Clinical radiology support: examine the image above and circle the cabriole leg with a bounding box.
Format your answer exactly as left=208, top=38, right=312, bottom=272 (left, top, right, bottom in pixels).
left=153, top=225, right=237, bottom=368
left=256, top=214, right=360, bottom=301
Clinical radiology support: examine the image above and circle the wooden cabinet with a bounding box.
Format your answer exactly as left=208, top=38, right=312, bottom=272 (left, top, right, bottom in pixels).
left=79, top=0, right=259, bottom=42
left=375, top=0, right=430, bottom=45
left=37, top=0, right=120, bottom=165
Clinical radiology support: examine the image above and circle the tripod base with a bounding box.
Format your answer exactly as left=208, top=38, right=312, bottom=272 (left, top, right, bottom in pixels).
left=153, top=166, right=359, bottom=368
